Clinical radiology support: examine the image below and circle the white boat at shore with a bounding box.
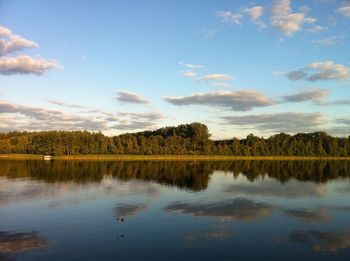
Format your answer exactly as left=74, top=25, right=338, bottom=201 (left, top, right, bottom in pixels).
left=43, top=155, right=52, bottom=160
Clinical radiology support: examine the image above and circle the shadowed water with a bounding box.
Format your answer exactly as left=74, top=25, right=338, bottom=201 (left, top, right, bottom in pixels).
left=1, top=160, right=350, bottom=260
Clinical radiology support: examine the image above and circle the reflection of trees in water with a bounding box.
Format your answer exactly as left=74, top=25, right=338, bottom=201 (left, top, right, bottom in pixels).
left=0, top=160, right=349, bottom=191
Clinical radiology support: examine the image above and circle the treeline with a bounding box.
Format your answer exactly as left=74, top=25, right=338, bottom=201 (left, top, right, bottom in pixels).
left=0, top=122, right=349, bottom=156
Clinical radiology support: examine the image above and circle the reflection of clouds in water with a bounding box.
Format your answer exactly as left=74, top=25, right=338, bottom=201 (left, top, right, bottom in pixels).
left=0, top=177, right=160, bottom=207
left=184, top=225, right=231, bottom=248
left=114, top=203, right=147, bottom=218
left=164, top=198, right=274, bottom=222
left=333, top=206, right=350, bottom=212
left=226, top=180, right=326, bottom=198
left=284, top=208, right=330, bottom=223
left=0, top=231, right=47, bottom=253
left=335, top=181, right=350, bottom=194
left=288, top=230, right=350, bottom=252
left=204, top=229, right=230, bottom=240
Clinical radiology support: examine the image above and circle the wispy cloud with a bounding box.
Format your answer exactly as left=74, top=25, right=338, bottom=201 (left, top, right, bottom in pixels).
left=217, top=11, right=243, bottom=25
left=110, top=112, right=164, bottom=130
left=336, top=6, right=350, bottom=18
left=184, top=63, right=204, bottom=69
left=183, top=71, right=197, bottom=78
left=165, top=90, right=274, bottom=111
left=47, top=99, right=102, bottom=112
left=217, top=5, right=265, bottom=29
left=115, top=90, right=150, bottom=105
left=221, top=112, right=325, bottom=133
left=281, top=89, right=329, bottom=104
left=0, top=100, right=163, bottom=132
left=285, top=61, right=349, bottom=81
left=312, top=35, right=345, bottom=46
left=198, top=74, right=233, bottom=81
left=0, top=100, right=106, bottom=131
left=321, top=99, right=350, bottom=106
left=307, top=25, right=326, bottom=33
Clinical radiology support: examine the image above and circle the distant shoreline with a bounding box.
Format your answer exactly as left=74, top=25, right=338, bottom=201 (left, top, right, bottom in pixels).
left=1, top=154, right=350, bottom=161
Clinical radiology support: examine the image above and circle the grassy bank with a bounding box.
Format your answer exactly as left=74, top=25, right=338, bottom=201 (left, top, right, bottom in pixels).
left=1, top=154, right=350, bottom=161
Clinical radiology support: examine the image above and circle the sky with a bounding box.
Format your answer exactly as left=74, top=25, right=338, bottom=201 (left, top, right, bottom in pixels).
left=0, top=0, right=349, bottom=139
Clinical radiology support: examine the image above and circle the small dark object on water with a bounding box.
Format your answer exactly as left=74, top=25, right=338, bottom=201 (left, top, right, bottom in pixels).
left=116, top=234, right=125, bottom=239
left=116, top=217, right=125, bottom=222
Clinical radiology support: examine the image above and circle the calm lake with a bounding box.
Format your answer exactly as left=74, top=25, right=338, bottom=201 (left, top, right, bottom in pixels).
left=1, top=160, right=350, bottom=260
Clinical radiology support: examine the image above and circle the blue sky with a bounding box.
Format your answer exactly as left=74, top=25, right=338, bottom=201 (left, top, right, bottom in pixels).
left=0, top=0, right=349, bottom=138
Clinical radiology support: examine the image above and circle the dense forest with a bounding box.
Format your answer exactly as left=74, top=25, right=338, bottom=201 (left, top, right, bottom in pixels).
left=0, top=122, right=349, bottom=156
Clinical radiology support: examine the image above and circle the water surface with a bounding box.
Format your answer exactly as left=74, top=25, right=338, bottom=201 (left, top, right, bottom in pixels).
left=1, top=160, right=350, bottom=260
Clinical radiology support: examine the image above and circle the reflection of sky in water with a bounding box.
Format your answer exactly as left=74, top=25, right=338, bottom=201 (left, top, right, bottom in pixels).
left=1, top=160, right=350, bottom=260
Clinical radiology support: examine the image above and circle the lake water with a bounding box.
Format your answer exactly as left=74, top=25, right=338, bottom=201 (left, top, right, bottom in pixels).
left=1, top=160, right=350, bottom=260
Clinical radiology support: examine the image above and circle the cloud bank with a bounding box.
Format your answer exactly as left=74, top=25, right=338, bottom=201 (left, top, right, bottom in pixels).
left=0, top=100, right=163, bottom=132
left=221, top=112, right=325, bottom=133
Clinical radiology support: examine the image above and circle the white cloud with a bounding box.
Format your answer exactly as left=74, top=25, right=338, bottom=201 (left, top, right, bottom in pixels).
left=244, top=6, right=264, bottom=20
left=222, top=112, right=325, bottom=133
left=0, top=100, right=164, bottom=132
left=217, top=11, right=242, bottom=25
left=198, top=74, right=233, bottom=81
left=270, top=0, right=316, bottom=36
left=285, top=61, right=349, bottom=81
left=312, top=35, right=345, bottom=46
left=184, top=63, right=204, bottom=69
left=1, top=35, right=39, bottom=55
left=0, top=26, right=12, bottom=37
left=336, top=6, right=350, bottom=18
left=244, top=6, right=266, bottom=28
left=0, top=26, right=39, bottom=56
left=165, top=90, right=274, bottom=111
left=281, top=89, right=329, bottom=104
left=218, top=6, right=266, bottom=29
left=0, top=100, right=106, bottom=131
left=0, top=55, right=59, bottom=75
left=307, top=25, right=325, bottom=33
left=183, top=71, right=197, bottom=78
left=115, top=90, right=150, bottom=105
left=0, top=25, right=59, bottom=75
